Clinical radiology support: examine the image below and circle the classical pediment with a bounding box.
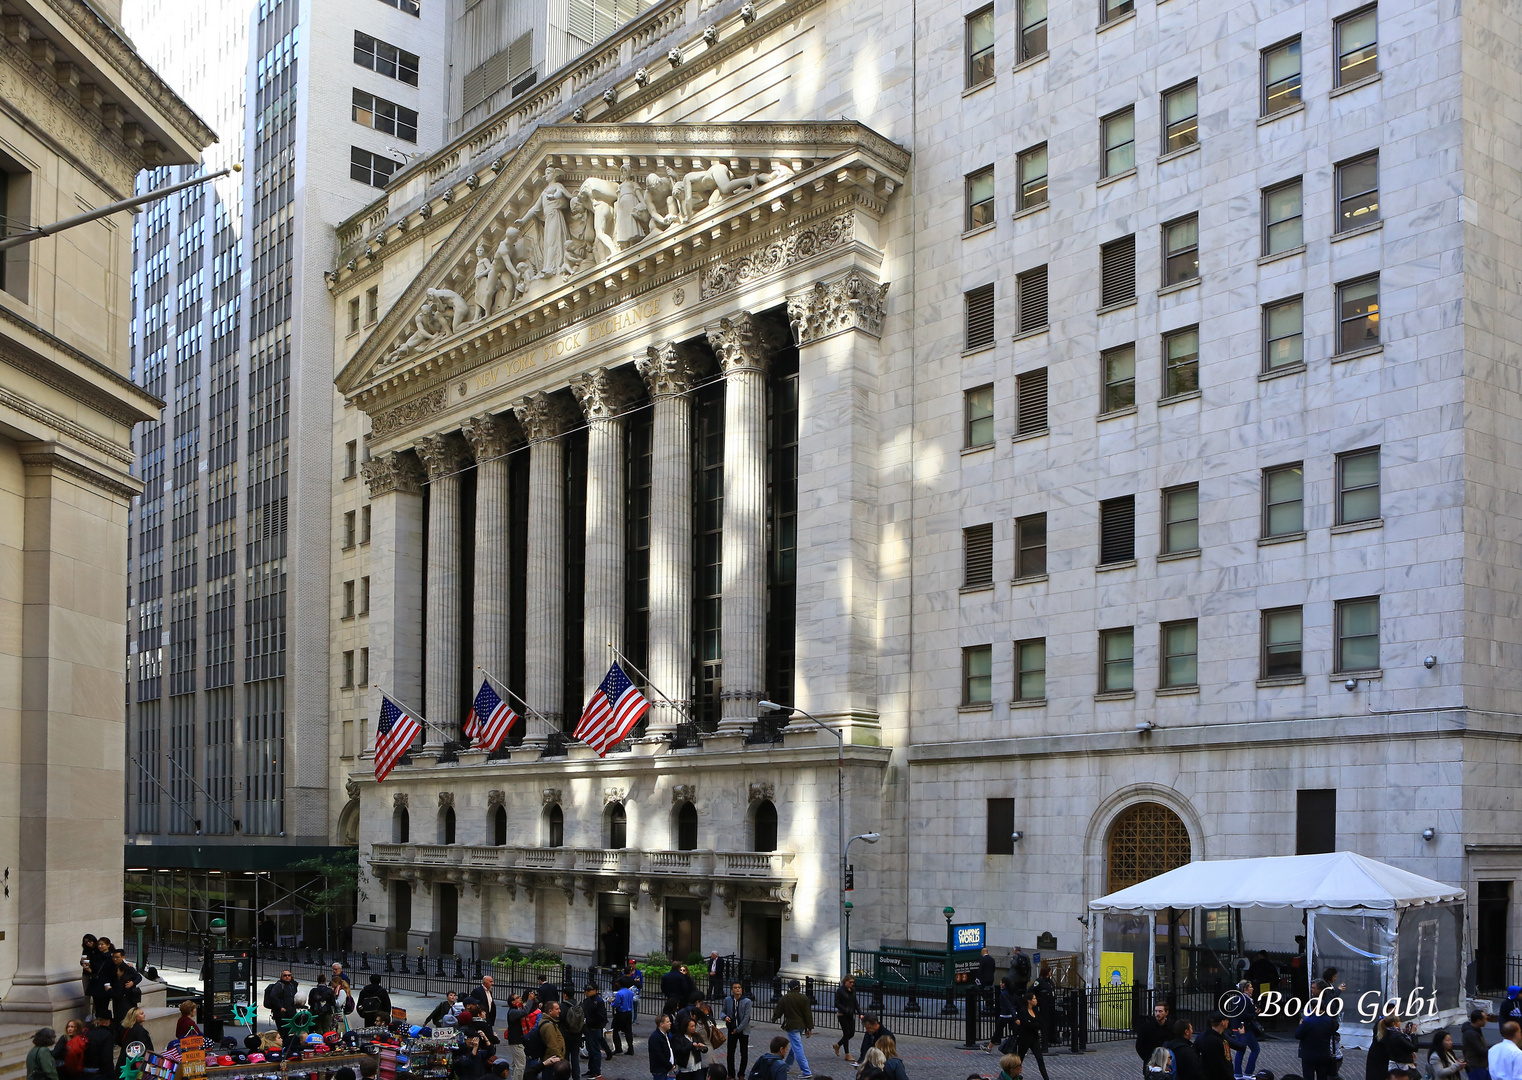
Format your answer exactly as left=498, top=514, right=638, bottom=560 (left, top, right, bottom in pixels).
left=336, top=121, right=908, bottom=405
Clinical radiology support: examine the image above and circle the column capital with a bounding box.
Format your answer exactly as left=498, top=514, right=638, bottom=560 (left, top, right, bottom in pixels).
left=786, top=270, right=890, bottom=345
left=416, top=431, right=473, bottom=480
left=569, top=366, right=642, bottom=421
left=361, top=449, right=425, bottom=497
left=461, top=411, right=524, bottom=460
left=514, top=391, right=579, bottom=442
left=637, top=342, right=704, bottom=399
left=705, top=311, right=769, bottom=377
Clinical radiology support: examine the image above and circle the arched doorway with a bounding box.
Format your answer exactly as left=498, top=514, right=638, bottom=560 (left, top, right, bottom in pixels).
left=1105, top=802, right=1192, bottom=991
left=675, top=803, right=698, bottom=851
left=492, top=805, right=508, bottom=846
left=752, top=800, right=777, bottom=852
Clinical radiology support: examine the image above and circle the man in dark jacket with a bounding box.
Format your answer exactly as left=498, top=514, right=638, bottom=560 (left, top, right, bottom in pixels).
left=772, top=980, right=813, bottom=1079
left=82, top=1017, right=116, bottom=1076
left=977, top=949, right=998, bottom=1005
left=1008, top=948, right=1032, bottom=994
left=647, top=1013, right=676, bottom=1080
left=660, top=968, right=686, bottom=1018
left=536, top=974, right=561, bottom=1005
left=1245, top=951, right=1278, bottom=992
left=858, top=1015, right=892, bottom=1063
left=1294, top=1005, right=1339, bottom=1080
left=263, top=969, right=299, bottom=1052
left=453, top=1033, right=495, bottom=1080
left=1164, top=1021, right=1205, bottom=1080
left=1136, top=1002, right=1171, bottom=1077
left=1460, top=1009, right=1488, bottom=1080
left=582, top=986, right=608, bottom=1080
left=503, top=994, right=537, bottom=1077
left=469, top=975, right=500, bottom=1031
left=357, top=974, right=391, bottom=1027
left=1192, top=1015, right=1234, bottom=1080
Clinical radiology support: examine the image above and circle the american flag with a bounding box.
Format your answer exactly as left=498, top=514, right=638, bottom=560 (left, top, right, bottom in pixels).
left=466, top=678, right=517, bottom=752
left=574, top=662, right=650, bottom=756
left=374, top=694, right=421, bottom=783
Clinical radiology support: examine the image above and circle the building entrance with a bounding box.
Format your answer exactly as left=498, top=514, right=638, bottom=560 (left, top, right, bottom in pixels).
left=598, top=893, right=631, bottom=967
left=740, top=902, right=783, bottom=978
left=665, top=899, right=702, bottom=961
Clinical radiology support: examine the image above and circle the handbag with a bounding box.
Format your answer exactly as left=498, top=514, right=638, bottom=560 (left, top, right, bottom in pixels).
left=343, top=993, right=355, bottom=1015
left=706, top=1020, right=727, bottom=1049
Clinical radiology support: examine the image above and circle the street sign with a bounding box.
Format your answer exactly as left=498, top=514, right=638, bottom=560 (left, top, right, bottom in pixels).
left=206, top=949, right=253, bottom=1024
left=950, top=922, right=986, bottom=952
left=844, top=865, right=855, bottom=891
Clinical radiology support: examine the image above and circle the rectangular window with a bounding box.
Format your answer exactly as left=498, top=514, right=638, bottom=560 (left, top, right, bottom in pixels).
left=1102, top=108, right=1136, bottom=177
left=1019, top=0, right=1047, bottom=62
left=377, top=0, right=422, bottom=15
left=1263, top=179, right=1304, bottom=254
left=1163, top=215, right=1200, bottom=286
left=1162, top=81, right=1198, bottom=153
left=1100, top=235, right=1136, bottom=307
left=1016, top=513, right=1046, bottom=578
left=365, top=286, right=379, bottom=325
left=964, top=523, right=994, bottom=588
left=1163, top=326, right=1200, bottom=398
left=1336, top=596, right=1380, bottom=671
left=987, top=797, right=1015, bottom=855
left=350, top=147, right=400, bottom=189
left=361, top=576, right=371, bottom=615
left=1015, top=638, right=1046, bottom=701
left=1262, top=38, right=1302, bottom=116
left=0, top=154, right=33, bottom=301
left=342, top=650, right=355, bottom=688
left=1337, top=447, right=1380, bottom=524
left=966, top=166, right=995, bottom=230
left=347, top=297, right=361, bottom=334
left=1263, top=464, right=1304, bottom=537
left=1161, top=619, right=1198, bottom=688
left=343, top=510, right=357, bottom=549
left=1296, top=789, right=1337, bottom=855
left=352, top=89, right=419, bottom=143
left=1264, top=297, right=1304, bottom=371
left=966, top=5, right=995, bottom=88
left=965, top=283, right=995, bottom=350
left=1102, top=344, right=1136, bottom=413
left=1162, top=484, right=1199, bottom=554
left=963, top=644, right=993, bottom=705
left=1102, top=0, right=1133, bottom=23
left=1017, top=144, right=1048, bottom=209
left=1016, top=368, right=1048, bottom=435
left=1100, top=627, right=1134, bottom=693
left=1336, top=6, right=1377, bottom=85
left=965, top=385, right=995, bottom=448
left=360, top=504, right=372, bottom=543
left=1337, top=275, right=1380, bottom=353
left=1099, top=495, right=1135, bottom=564
left=1336, top=153, right=1379, bottom=231
left=353, top=32, right=420, bottom=85
left=1262, top=606, right=1303, bottom=678
left=359, top=647, right=369, bottom=685
left=1017, top=265, right=1048, bottom=333
left=345, top=440, right=358, bottom=479
left=343, top=580, right=356, bottom=619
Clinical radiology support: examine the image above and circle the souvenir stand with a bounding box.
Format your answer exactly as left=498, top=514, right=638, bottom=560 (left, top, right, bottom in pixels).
left=1087, top=851, right=1467, bottom=1048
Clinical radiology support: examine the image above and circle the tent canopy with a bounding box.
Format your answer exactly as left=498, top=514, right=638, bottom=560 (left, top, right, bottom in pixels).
left=1089, top=851, right=1465, bottom=913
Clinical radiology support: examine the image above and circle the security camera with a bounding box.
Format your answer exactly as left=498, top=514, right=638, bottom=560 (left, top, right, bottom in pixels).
left=1010, top=831, right=1023, bottom=843
left=1424, top=655, right=1437, bottom=669
left=1134, top=720, right=1155, bottom=732
left=1422, top=827, right=1436, bottom=842
left=1344, top=678, right=1358, bottom=692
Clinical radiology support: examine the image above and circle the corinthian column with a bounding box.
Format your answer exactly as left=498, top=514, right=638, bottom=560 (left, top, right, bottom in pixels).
left=513, top=391, right=577, bottom=743
left=636, top=343, right=702, bottom=735
left=461, top=412, right=523, bottom=702
left=417, top=432, right=473, bottom=740
left=570, top=367, right=640, bottom=703
left=706, top=312, right=771, bottom=731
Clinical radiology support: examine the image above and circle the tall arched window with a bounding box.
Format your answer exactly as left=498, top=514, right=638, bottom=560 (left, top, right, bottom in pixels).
left=441, top=806, right=456, bottom=845
left=676, top=802, right=698, bottom=851
left=607, top=803, right=627, bottom=849
left=493, top=805, right=508, bottom=846
left=1106, top=802, right=1190, bottom=893
left=546, top=804, right=564, bottom=848
left=394, top=807, right=410, bottom=844
left=753, top=801, right=778, bottom=852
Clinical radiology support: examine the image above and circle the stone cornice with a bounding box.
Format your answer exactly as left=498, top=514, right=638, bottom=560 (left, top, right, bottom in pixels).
left=0, top=304, right=162, bottom=427
left=18, top=440, right=141, bottom=500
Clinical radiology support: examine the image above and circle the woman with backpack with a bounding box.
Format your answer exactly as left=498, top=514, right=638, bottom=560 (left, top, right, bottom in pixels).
left=1011, top=991, right=1050, bottom=1080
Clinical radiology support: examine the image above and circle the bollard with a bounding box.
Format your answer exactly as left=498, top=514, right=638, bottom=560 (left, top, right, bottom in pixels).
left=474, top=957, right=482, bottom=979
left=455, top=956, right=465, bottom=979
left=963, top=988, right=981, bottom=1048
left=436, top=954, right=446, bottom=977
left=362, top=951, right=371, bottom=972
left=385, top=952, right=394, bottom=973
left=871, top=986, right=884, bottom=1011
left=804, top=976, right=816, bottom=1005
left=399, top=952, right=409, bottom=974
left=941, top=986, right=958, bottom=1016
left=904, top=989, right=921, bottom=1014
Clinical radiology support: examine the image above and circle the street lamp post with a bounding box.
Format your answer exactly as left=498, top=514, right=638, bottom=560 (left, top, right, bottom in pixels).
left=132, top=908, right=148, bottom=972
left=759, top=700, right=879, bottom=979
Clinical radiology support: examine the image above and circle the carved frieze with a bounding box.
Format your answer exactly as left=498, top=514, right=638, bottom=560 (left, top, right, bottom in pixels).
left=438, top=792, right=455, bottom=810
left=362, top=450, right=425, bottom=498
left=700, top=212, right=854, bottom=301
left=787, top=270, right=890, bottom=344
left=370, top=388, right=449, bottom=441
left=487, top=789, right=506, bottom=810
left=604, top=787, right=627, bottom=805
left=542, top=787, right=563, bottom=807
left=393, top=793, right=410, bottom=810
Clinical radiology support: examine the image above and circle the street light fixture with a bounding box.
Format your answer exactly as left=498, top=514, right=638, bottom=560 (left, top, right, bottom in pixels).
left=759, top=699, right=872, bottom=979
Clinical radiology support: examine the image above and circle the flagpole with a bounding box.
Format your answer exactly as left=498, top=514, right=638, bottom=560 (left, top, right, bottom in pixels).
left=605, top=642, right=691, bottom=724
left=476, top=665, right=561, bottom=737
left=371, top=684, right=455, bottom=742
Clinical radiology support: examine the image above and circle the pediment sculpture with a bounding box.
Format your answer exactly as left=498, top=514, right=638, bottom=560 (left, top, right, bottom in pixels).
left=378, top=155, right=794, bottom=370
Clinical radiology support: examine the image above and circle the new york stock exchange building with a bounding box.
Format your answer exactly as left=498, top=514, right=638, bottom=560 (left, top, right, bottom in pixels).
left=326, top=0, right=1521, bottom=981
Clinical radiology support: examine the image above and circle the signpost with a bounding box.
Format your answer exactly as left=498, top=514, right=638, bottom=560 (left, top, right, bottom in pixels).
left=205, top=949, right=254, bottom=1032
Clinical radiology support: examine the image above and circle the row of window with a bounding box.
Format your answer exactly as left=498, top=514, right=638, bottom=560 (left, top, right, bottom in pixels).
left=341, top=646, right=370, bottom=689
left=354, top=31, right=419, bottom=85
left=351, top=147, right=401, bottom=189
left=346, top=287, right=382, bottom=335
left=960, top=449, right=1381, bottom=585
left=968, top=1, right=1378, bottom=109
left=353, top=88, right=418, bottom=142
left=961, top=595, right=1381, bottom=706
left=341, top=576, right=372, bottom=619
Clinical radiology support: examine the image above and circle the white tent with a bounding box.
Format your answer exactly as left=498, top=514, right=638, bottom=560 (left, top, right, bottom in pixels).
left=1088, top=853, right=1466, bottom=1045
left=1088, top=851, right=1465, bottom=913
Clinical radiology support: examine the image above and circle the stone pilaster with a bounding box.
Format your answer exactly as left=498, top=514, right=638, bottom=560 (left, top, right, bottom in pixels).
left=514, top=391, right=578, bottom=742
left=570, top=368, right=641, bottom=703
left=362, top=450, right=426, bottom=727
left=786, top=272, right=889, bottom=734
left=461, top=413, right=523, bottom=708
left=636, top=343, right=703, bottom=735
left=706, top=312, right=770, bottom=731
left=417, top=433, right=473, bottom=739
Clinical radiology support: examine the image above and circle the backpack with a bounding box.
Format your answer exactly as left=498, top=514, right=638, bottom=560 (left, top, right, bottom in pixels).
left=1145, top=1048, right=1176, bottom=1080
left=748, top=1055, right=785, bottom=1080
left=1013, top=953, right=1031, bottom=980
left=525, top=1018, right=547, bottom=1060
left=562, top=1002, right=585, bottom=1036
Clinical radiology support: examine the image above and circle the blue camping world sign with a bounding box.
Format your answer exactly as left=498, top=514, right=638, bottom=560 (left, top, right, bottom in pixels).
left=951, top=922, right=986, bottom=952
